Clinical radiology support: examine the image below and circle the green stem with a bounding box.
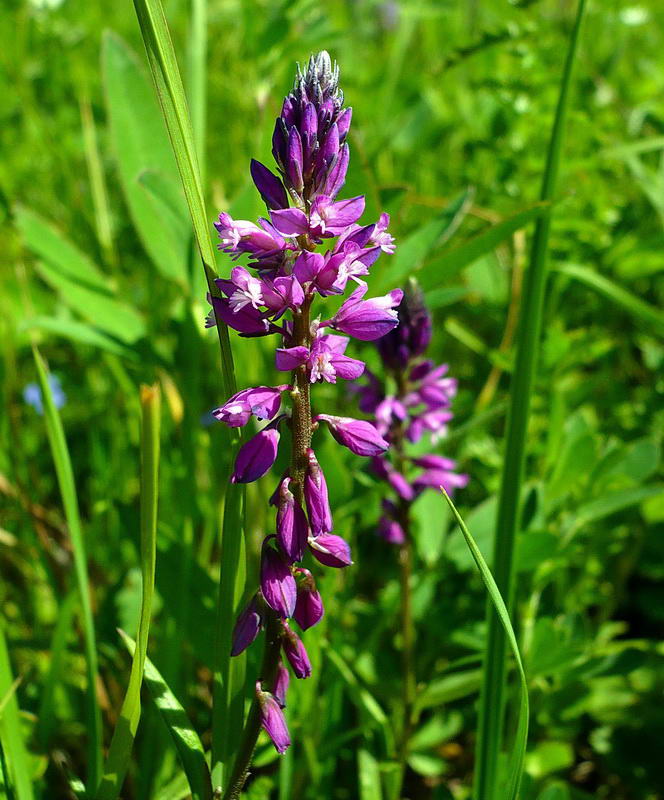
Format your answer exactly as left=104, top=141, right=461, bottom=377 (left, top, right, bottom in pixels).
left=473, top=4, right=586, bottom=798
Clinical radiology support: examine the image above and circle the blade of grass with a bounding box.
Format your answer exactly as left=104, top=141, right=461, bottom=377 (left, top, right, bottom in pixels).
left=119, top=631, right=213, bottom=800
left=130, top=1, right=246, bottom=789
left=187, top=0, right=207, bottom=180
left=130, top=0, right=235, bottom=397
left=474, top=4, right=586, bottom=798
left=36, top=589, right=78, bottom=747
left=96, top=385, right=161, bottom=799
left=554, top=262, right=664, bottom=336
left=442, top=490, right=529, bottom=800
left=33, top=346, right=102, bottom=791
left=0, top=624, right=33, bottom=800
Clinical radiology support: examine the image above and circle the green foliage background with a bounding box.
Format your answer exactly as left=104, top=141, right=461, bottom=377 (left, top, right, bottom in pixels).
left=1, top=0, right=663, bottom=798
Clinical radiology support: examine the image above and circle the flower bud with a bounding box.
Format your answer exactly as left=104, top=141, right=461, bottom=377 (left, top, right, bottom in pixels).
left=276, top=477, right=309, bottom=563
left=315, top=414, right=389, bottom=457
left=308, top=532, right=352, bottom=568
left=256, top=681, right=291, bottom=754
left=293, top=568, right=324, bottom=630
left=281, top=621, right=312, bottom=678
left=377, top=279, right=431, bottom=368
left=304, top=449, right=333, bottom=534
left=231, top=425, right=280, bottom=484
left=274, top=661, right=290, bottom=709
left=260, top=539, right=296, bottom=618
left=231, top=595, right=263, bottom=656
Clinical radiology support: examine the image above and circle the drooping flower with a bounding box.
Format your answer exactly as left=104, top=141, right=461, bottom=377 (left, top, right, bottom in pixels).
left=256, top=682, right=291, bottom=754
left=231, top=424, right=281, bottom=484
left=231, top=595, right=263, bottom=656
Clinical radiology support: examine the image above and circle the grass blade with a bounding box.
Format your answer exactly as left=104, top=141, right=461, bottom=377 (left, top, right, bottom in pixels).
left=129, top=1, right=246, bottom=788
left=442, top=490, right=529, bottom=800
left=418, top=202, right=549, bottom=291
left=96, top=384, right=161, bottom=799
left=554, top=262, right=664, bottom=335
left=32, top=346, right=102, bottom=791
left=119, top=631, right=213, bottom=800
left=474, top=4, right=586, bottom=798
left=0, top=624, right=34, bottom=800
left=130, top=0, right=236, bottom=398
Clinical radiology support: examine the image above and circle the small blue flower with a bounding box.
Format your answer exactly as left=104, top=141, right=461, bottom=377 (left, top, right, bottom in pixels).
left=23, top=374, right=66, bottom=415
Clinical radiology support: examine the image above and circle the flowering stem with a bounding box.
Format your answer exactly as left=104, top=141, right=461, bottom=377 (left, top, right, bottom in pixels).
left=221, top=613, right=282, bottom=800
left=222, top=298, right=313, bottom=799
left=392, top=372, right=416, bottom=767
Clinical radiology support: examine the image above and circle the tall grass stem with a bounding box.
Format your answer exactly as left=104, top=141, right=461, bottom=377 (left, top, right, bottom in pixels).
left=473, top=3, right=586, bottom=798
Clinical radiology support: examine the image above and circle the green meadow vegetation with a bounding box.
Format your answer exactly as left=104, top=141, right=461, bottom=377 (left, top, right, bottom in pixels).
left=1, top=1, right=663, bottom=798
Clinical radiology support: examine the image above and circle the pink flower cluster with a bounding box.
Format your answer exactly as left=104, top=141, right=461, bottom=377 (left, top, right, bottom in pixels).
left=355, top=282, right=468, bottom=545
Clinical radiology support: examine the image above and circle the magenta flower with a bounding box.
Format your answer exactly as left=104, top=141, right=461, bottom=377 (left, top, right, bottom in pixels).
left=274, top=662, right=290, bottom=709
left=231, top=425, right=281, bottom=484
left=213, top=385, right=288, bottom=427
left=327, top=284, right=404, bottom=341
left=256, top=682, right=291, bottom=754
left=231, top=595, right=263, bottom=656
left=304, top=449, right=333, bottom=534
left=281, top=622, right=312, bottom=678
left=293, top=568, right=324, bottom=630
left=276, top=477, right=309, bottom=563
left=308, top=532, right=352, bottom=568
left=260, top=539, right=297, bottom=618
left=315, top=414, right=389, bottom=457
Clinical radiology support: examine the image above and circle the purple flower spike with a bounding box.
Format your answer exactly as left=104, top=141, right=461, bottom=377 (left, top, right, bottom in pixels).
left=250, top=159, right=289, bottom=210
left=256, top=681, right=291, bottom=754
left=276, top=477, right=309, bottom=563
left=260, top=539, right=296, bottom=618
left=231, top=595, right=263, bottom=656
left=304, top=449, right=333, bottom=534
left=309, top=532, right=352, bottom=568
left=213, top=385, right=287, bottom=428
left=377, top=279, right=431, bottom=368
left=328, top=284, right=404, bottom=341
left=293, top=568, right=324, bottom=630
left=274, top=661, right=290, bottom=708
left=315, top=414, right=389, bottom=457
left=281, top=621, right=312, bottom=678
left=231, top=425, right=281, bottom=484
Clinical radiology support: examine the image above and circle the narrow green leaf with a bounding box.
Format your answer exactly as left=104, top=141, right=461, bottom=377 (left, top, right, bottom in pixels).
left=129, top=1, right=243, bottom=787
left=36, top=589, right=78, bottom=747
left=564, top=485, right=661, bottom=540
left=0, top=625, right=33, bottom=800
left=33, top=347, right=102, bottom=790
left=34, top=261, right=146, bottom=344
left=442, top=490, right=529, bottom=800
left=20, top=317, right=139, bottom=360
left=102, top=31, right=189, bottom=283
left=358, top=748, right=383, bottom=800
left=418, top=203, right=549, bottom=291
left=79, top=95, right=118, bottom=268
left=555, top=262, right=664, bottom=335
left=475, top=4, right=585, bottom=798
left=118, top=631, right=213, bottom=800
left=15, top=206, right=109, bottom=292
left=415, top=669, right=483, bottom=712
left=96, top=385, right=161, bottom=798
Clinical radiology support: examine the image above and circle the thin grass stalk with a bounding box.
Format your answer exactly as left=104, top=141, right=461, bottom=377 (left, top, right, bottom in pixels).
left=96, top=384, right=160, bottom=799
left=32, top=347, right=102, bottom=790
left=130, top=1, right=248, bottom=786
left=474, top=3, right=586, bottom=798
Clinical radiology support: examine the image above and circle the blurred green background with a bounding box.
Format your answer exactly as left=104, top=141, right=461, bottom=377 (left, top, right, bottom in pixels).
left=1, top=0, right=663, bottom=798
